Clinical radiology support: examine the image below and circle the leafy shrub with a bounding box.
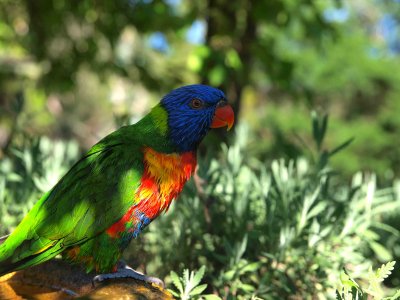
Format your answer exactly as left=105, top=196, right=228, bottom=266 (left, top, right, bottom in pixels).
left=0, top=137, right=79, bottom=235
left=337, top=261, right=400, bottom=300
left=1, top=114, right=399, bottom=299
left=134, top=115, right=400, bottom=299
left=169, top=266, right=221, bottom=300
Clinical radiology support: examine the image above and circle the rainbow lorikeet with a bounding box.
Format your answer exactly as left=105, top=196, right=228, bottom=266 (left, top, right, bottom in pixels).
left=0, top=85, right=234, bottom=285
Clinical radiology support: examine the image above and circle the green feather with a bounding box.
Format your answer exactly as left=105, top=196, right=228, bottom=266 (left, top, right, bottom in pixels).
left=0, top=105, right=173, bottom=275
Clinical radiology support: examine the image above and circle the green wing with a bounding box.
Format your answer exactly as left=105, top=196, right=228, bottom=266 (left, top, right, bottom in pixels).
left=0, top=127, right=144, bottom=275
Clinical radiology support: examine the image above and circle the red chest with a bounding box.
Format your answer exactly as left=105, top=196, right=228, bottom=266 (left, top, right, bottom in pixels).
left=106, top=147, right=196, bottom=237
left=135, top=147, right=197, bottom=218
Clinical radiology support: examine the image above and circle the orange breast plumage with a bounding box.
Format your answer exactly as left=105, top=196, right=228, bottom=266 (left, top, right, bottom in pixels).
left=106, top=146, right=197, bottom=240
left=135, top=147, right=197, bottom=219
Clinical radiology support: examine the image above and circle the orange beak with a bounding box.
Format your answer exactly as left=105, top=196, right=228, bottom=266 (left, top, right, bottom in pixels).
left=210, top=103, right=235, bottom=131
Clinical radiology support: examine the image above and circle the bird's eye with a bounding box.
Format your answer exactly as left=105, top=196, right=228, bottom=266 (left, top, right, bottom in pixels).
left=190, top=98, right=204, bottom=109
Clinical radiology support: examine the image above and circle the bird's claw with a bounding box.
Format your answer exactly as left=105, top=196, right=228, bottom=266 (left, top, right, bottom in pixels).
left=92, top=274, right=108, bottom=282
left=92, top=264, right=164, bottom=288
left=143, top=276, right=165, bottom=288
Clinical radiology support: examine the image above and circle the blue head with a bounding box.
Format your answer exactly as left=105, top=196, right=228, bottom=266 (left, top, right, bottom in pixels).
left=160, top=84, right=234, bottom=152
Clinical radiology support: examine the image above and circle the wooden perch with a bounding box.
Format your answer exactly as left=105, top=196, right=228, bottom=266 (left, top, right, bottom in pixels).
left=0, top=259, right=173, bottom=299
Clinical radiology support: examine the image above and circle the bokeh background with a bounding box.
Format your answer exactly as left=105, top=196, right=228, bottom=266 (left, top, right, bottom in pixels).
left=1, top=0, right=400, bottom=299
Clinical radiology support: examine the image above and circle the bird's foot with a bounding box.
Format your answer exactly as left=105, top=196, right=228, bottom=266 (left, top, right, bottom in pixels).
left=93, top=262, right=164, bottom=288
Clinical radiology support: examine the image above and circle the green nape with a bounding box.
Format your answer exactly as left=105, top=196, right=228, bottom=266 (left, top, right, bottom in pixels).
left=86, top=104, right=174, bottom=154
left=149, top=105, right=169, bottom=136
left=128, top=104, right=177, bottom=153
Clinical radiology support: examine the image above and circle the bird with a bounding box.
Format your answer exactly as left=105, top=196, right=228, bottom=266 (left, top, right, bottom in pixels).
left=0, top=84, right=234, bottom=285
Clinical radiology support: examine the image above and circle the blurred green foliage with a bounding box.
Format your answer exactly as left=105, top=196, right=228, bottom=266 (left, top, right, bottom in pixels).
left=168, top=266, right=221, bottom=300
left=0, top=0, right=399, bottom=177
left=1, top=0, right=400, bottom=299
left=337, top=262, right=400, bottom=300
left=0, top=137, right=79, bottom=231
left=2, top=116, right=400, bottom=298
left=136, top=120, right=400, bottom=299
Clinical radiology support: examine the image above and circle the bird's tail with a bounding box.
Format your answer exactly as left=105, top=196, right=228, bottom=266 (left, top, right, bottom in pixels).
left=0, top=190, right=66, bottom=276
left=0, top=233, right=64, bottom=277
left=0, top=234, right=9, bottom=275
left=0, top=234, right=22, bottom=276
left=0, top=235, right=9, bottom=245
